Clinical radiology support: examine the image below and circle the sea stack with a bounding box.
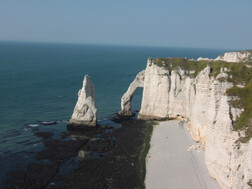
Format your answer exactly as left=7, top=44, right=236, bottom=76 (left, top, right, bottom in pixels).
left=68, top=75, right=97, bottom=128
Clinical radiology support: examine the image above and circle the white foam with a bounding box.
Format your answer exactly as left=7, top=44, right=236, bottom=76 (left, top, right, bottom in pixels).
left=29, top=124, right=39, bottom=127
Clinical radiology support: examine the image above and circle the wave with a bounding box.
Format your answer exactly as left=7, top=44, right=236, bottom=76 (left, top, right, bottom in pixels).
left=29, top=124, right=39, bottom=127
left=41, top=121, right=58, bottom=125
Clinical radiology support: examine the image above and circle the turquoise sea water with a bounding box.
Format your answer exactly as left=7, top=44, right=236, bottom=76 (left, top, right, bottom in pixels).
left=0, top=41, right=227, bottom=185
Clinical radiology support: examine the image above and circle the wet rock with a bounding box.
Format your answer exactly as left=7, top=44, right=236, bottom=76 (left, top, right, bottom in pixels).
left=36, top=132, right=54, bottom=139
left=6, top=119, right=148, bottom=189
left=7, top=163, right=58, bottom=189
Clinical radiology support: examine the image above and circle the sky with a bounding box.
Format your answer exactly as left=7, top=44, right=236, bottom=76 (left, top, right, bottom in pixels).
left=0, top=0, right=251, bottom=49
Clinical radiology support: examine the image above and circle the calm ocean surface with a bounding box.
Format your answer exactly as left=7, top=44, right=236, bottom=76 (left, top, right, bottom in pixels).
left=0, top=41, right=227, bottom=185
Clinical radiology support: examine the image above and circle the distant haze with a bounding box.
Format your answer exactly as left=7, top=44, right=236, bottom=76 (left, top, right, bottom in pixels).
left=0, top=0, right=251, bottom=50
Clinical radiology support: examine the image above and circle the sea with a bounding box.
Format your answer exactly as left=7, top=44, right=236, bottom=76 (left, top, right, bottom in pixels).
left=0, top=41, right=227, bottom=186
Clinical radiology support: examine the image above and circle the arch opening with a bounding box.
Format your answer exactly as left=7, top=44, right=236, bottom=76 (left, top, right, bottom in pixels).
left=118, top=70, right=145, bottom=116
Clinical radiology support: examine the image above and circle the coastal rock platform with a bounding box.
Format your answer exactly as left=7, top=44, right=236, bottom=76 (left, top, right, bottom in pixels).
left=6, top=118, right=150, bottom=189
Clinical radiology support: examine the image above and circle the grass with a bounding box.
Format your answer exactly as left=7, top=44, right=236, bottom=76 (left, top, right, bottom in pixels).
left=154, top=57, right=252, bottom=78
left=153, top=57, right=252, bottom=143
left=154, top=57, right=208, bottom=77
left=227, top=82, right=252, bottom=143
left=138, top=121, right=158, bottom=189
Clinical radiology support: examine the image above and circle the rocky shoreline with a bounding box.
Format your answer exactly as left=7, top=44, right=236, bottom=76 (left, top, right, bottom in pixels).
left=5, top=50, right=252, bottom=189
left=5, top=116, right=152, bottom=189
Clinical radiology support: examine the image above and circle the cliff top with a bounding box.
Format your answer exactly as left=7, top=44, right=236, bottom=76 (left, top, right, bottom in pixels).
left=153, top=57, right=252, bottom=143
left=154, top=57, right=252, bottom=77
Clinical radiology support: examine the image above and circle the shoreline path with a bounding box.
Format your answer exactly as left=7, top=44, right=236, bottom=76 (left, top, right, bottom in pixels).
left=145, top=120, right=220, bottom=189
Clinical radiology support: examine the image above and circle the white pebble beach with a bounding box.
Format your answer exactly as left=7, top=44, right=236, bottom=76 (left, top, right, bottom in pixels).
left=145, top=120, right=220, bottom=189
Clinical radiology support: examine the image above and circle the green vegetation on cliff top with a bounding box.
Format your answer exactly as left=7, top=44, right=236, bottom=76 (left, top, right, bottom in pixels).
left=154, top=57, right=252, bottom=143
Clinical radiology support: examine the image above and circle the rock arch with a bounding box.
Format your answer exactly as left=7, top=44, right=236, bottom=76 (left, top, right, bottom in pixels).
left=118, top=70, right=145, bottom=116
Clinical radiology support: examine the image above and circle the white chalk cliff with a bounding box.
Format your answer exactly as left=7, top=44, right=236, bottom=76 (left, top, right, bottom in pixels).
left=216, top=51, right=251, bottom=62
left=68, top=75, right=97, bottom=127
left=121, top=58, right=252, bottom=189
left=118, top=70, right=145, bottom=116
left=197, top=51, right=251, bottom=63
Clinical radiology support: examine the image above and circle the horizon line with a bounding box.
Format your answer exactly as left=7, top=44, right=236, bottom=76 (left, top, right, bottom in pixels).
left=0, top=39, right=236, bottom=51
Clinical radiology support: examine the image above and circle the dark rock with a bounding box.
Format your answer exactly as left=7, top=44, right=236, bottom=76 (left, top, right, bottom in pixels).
left=6, top=119, right=148, bottom=189
left=36, top=132, right=54, bottom=139
left=7, top=163, right=58, bottom=189
left=60, top=131, right=71, bottom=140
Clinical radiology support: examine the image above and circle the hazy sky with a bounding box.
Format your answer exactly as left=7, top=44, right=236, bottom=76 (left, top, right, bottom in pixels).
left=0, top=0, right=251, bottom=49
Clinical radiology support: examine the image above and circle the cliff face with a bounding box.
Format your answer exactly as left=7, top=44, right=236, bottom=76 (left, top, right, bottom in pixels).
left=215, top=51, right=251, bottom=62
left=137, top=59, right=252, bottom=189
left=197, top=51, right=252, bottom=63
